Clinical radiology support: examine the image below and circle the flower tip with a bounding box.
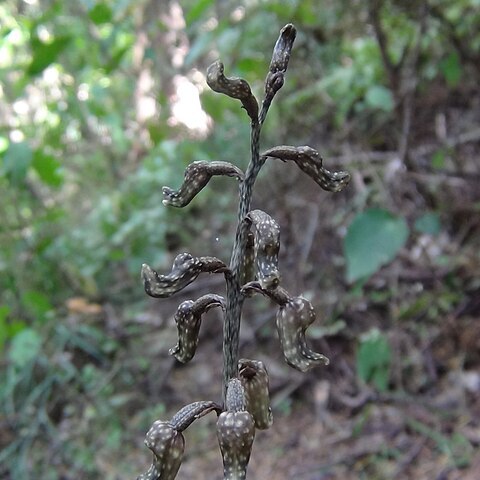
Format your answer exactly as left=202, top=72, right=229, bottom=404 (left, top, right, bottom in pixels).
left=281, top=23, right=297, bottom=38
left=141, top=263, right=153, bottom=276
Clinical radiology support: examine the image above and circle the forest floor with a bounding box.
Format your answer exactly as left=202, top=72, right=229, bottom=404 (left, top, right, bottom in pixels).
left=127, top=296, right=480, bottom=480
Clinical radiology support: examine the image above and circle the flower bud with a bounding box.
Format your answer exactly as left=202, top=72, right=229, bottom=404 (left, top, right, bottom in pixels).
left=261, top=24, right=297, bottom=122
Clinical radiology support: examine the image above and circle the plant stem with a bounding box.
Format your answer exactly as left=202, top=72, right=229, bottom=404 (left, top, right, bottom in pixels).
left=222, top=119, right=264, bottom=403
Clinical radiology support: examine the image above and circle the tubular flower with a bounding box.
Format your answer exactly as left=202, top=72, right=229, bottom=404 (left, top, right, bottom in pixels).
left=239, top=358, right=273, bottom=430
left=276, top=296, right=329, bottom=372
left=141, top=253, right=228, bottom=298
left=217, top=379, right=255, bottom=480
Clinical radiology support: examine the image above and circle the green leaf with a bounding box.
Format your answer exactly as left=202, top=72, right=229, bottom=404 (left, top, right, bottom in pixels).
left=297, top=1, right=318, bottom=26
left=364, top=85, right=394, bottom=112
left=357, top=329, right=391, bottom=391
left=344, top=208, right=409, bottom=282
left=236, top=57, right=265, bottom=77
left=431, top=149, right=445, bottom=169
left=0, top=306, right=10, bottom=351
left=88, top=2, right=113, bottom=25
left=104, top=45, right=130, bottom=73
left=414, top=212, right=441, bottom=236
left=32, top=150, right=63, bottom=187
left=185, top=0, right=214, bottom=24
left=2, top=141, right=33, bottom=185
left=440, top=52, right=462, bottom=87
left=8, top=328, right=42, bottom=368
left=0, top=307, right=26, bottom=352
left=27, top=36, right=71, bottom=76
left=22, top=290, right=53, bottom=321
left=0, top=136, right=8, bottom=154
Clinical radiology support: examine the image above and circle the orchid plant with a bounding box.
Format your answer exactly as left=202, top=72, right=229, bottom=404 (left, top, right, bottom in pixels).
left=136, top=24, right=350, bottom=480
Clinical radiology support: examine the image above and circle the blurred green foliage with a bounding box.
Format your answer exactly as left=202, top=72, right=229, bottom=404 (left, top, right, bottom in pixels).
left=0, top=0, right=478, bottom=477
left=356, top=328, right=392, bottom=392
left=344, top=208, right=409, bottom=283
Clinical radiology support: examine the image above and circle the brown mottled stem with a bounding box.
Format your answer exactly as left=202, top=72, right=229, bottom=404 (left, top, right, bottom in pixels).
left=223, top=119, right=264, bottom=403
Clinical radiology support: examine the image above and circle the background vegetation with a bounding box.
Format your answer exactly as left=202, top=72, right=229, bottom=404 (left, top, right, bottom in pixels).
left=1, top=0, right=479, bottom=478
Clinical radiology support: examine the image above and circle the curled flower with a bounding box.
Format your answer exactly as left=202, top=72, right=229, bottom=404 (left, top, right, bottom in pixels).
left=142, top=254, right=228, bottom=298
left=261, top=24, right=297, bottom=122
left=262, top=145, right=350, bottom=192
left=239, top=359, right=273, bottom=430
left=217, top=379, right=255, bottom=480
left=206, top=61, right=259, bottom=121
left=169, top=294, right=225, bottom=363
left=162, top=161, right=244, bottom=208
left=276, top=296, right=329, bottom=372
left=246, top=210, right=281, bottom=290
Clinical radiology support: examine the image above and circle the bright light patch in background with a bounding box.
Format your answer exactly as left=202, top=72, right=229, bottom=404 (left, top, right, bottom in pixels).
left=13, top=100, right=29, bottom=116
left=135, top=70, right=156, bottom=123
left=77, top=83, right=89, bottom=101
left=169, top=75, right=211, bottom=137
left=10, top=130, right=25, bottom=142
